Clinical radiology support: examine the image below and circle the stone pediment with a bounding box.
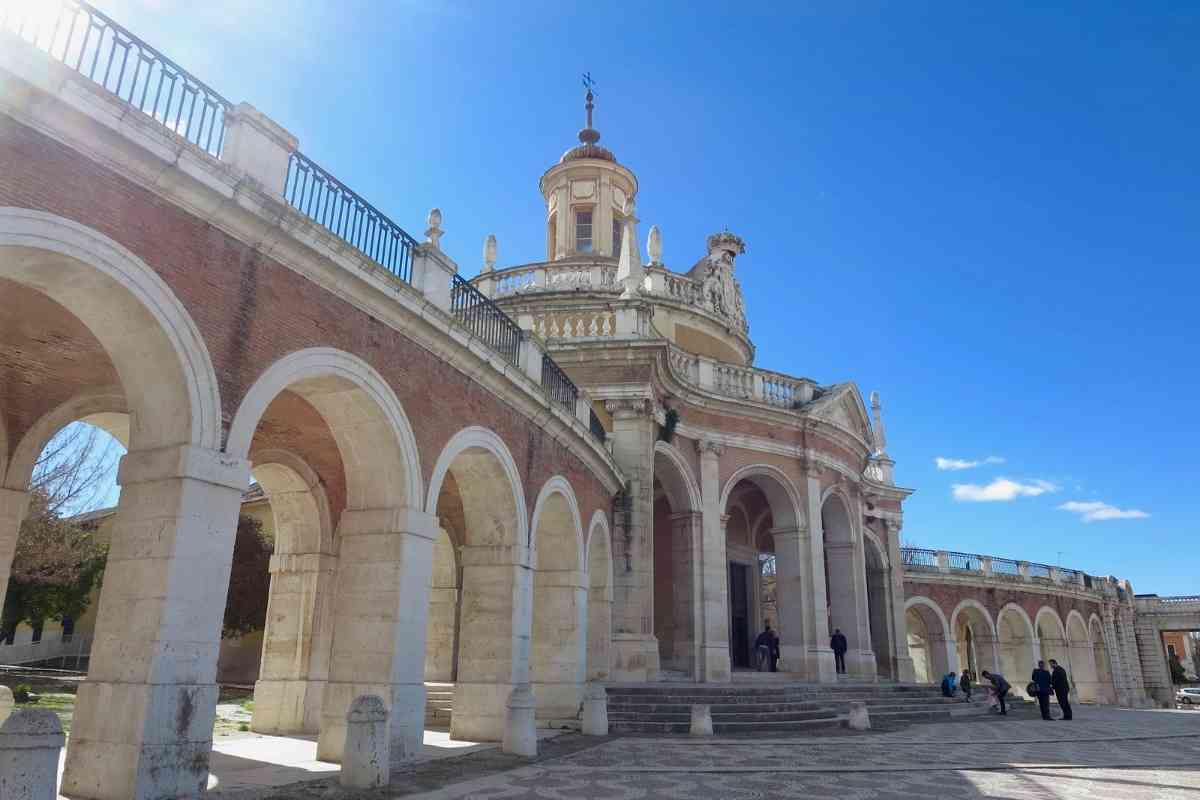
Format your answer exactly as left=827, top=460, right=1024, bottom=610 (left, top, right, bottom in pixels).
left=807, top=383, right=874, bottom=449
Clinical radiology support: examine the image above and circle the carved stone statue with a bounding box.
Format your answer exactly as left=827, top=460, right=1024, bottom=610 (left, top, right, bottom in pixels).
left=647, top=225, right=662, bottom=265
left=698, top=231, right=747, bottom=329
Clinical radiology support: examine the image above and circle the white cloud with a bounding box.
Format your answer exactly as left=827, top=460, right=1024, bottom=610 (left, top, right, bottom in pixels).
left=952, top=477, right=1058, bottom=502
left=935, top=455, right=1005, bottom=471
left=1058, top=501, right=1149, bottom=523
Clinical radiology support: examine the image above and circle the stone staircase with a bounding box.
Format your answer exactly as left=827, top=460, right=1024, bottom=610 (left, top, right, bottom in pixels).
left=607, top=682, right=986, bottom=734
left=424, top=683, right=454, bottom=727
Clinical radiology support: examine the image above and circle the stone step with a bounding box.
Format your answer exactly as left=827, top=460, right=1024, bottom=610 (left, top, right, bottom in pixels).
left=610, top=717, right=844, bottom=735
left=607, top=701, right=826, bottom=714
left=608, top=709, right=837, bottom=724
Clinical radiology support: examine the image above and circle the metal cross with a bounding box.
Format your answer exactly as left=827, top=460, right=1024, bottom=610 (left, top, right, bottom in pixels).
left=582, top=72, right=596, bottom=91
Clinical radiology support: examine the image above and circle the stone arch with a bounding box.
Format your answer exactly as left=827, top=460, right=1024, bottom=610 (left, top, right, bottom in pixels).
left=821, top=489, right=871, bottom=675
left=1065, top=609, right=1098, bottom=702
left=652, top=440, right=701, bottom=674
left=1035, top=605, right=1069, bottom=667
left=228, top=348, right=422, bottom=509
left=719, top=463, right=804, bottom=530
left=0, top=207, right=221, bottom=453
left=426, top=427, right=530, bottom=743
left=1089, top=614, right=1115, bottom=703
left=585, top=511, right=613, bottom=681
left=905, top=596, right=952, bottom=684
left=997, top=603, right=1037, bottom=680
left=4, top=386, right=127, bottom=490
left=861, top=529, right=893, bottom=678
left=950, top=598, right=997, bottom=677
left=529, top=477, right=586, bottom=721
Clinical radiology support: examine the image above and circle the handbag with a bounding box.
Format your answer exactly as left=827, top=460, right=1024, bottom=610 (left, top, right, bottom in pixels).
left=1026, top=681, right=1038, bottom=697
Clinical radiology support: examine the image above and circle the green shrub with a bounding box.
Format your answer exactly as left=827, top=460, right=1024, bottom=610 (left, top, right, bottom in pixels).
left=12, top=683, right=36, bottom=703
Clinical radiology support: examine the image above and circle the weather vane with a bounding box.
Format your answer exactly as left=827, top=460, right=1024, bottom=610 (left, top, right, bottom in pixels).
left=582, top=72, right=596, bottom=93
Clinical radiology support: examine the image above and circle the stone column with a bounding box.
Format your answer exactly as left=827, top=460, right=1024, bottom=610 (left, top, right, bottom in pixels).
left=696, top=440, right=731, bottom=683
left=883, top=522, right=915, bottom=682
left=803, top=471, right=837, bottom=682
left=771, top=527, right=809, bottom=676
left=531, top=567, right=587, bottom=722
left=451, top=543, right=534, bottom=743
left=671, top=511, right=702, bottom=676
left=252, top=551, right=338, bottom=735
left=0, top=489, right=29, bottom=625
left=605, top=399, right=659, bottom=681
left=317, top=507, right=437, bottom=765
left=61, top=444, right=250, bottom=800
left=847, top=502, right=877, bottom=679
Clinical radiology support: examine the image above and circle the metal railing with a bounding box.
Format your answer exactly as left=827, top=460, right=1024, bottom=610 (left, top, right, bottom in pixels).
left=991, top=558, right=1022, bottom=579
left=1028, top=563, right=1053, bottom=580
left=450, top=274, right=522, bottom=365
left=541, top=353, right=578, bottom=413
left=284, top=152, right=417, bottom=284
left=589, top=408, right=606, bottom=444
left=1, top=0, right=231, bottom=156
left=902, top=548, right=938, bottom=569
left=947, top=551, right=982, bottom=571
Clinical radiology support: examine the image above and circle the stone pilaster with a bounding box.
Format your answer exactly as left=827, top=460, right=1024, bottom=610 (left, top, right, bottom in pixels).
left=252, top=552, right=338, bottom=735
left=696, top=439, right=731, bottom=682
left=317, top=507, right=437, bottom=764
left=771, top=526, right=814, bottom=677
left=0, top=489, right=29, bottom=626
left=802, top=467, right=837, bottom=682
left=670, top=511, right=702, bottom=675
left=61, top=444, right=250, bottom=800
left=605, top=398, right=659, bottom=681
left=881, top=520, right=915, bottom=682
left=530, top=567, right=587, bottom=722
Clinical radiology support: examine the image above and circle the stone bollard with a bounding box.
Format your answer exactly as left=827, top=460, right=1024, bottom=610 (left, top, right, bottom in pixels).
left=0, top=708, right=65, bottom=800
left=689, top=704, right=713, bottom=736
left=502, top=684, right=538, bottom=757
left=581, top=682, right=608, bottom=736
left=0, top=687, right=12, bottom=725
left=847, top=700, right=871, bottom=731
left=340, top=695, right=389, bottom=790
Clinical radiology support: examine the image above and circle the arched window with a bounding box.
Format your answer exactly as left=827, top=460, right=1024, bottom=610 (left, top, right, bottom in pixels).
left=575, top=208, right=593, bottom=253
left=612, top=216, right=623, bottom=255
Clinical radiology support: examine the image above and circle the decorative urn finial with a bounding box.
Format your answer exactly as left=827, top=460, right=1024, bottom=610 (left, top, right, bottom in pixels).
left=483, top=233, right=497, bottom=273
left=425, top=208, right=443, bottom=249
left=647, top=225, right=662, bottom=265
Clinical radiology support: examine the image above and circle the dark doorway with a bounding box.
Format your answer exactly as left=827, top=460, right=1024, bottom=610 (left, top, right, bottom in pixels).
left=729, top=562, right=751, bottom=668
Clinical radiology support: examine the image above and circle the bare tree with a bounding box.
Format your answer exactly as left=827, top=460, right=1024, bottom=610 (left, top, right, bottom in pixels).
left=30, top=422, right=120, bottom=517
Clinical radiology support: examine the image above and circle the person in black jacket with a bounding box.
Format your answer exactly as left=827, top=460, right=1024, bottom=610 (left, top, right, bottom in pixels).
left=981, top=670, right=1011, bottom=715
left=1032, top=660, right=1054, bottom=720
left=830, top=629, right=848, bottom=674
left=1049, top=659, right=1073, bottom=720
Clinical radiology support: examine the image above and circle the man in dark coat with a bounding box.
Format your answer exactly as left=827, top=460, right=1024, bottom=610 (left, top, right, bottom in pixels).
left=830, top=628, right=848, bottom=675
left=981, top=670, right=1011, bottom=715
left=1032, top=660, right=1054, bottom=720
left=754, top=623, right=775, bottom=672
left=1049, top=659, right=1073, bottom=720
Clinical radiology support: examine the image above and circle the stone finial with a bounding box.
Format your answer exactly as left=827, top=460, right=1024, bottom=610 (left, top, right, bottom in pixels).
left=0, top=708, right=65, bottom=800
left=847, top=701, right=871, bottom=730
left=689, top=704, right=713, bottom=736
left=705, top=230, right=746, bottom=267
left=483, top=233, right=498, bottom=273
left=616, top=206, right=644, bottom=299
left=340, top=695, right=389, bottom=789
left=581, top=682, right=609, bottom=736
left=425, top=208, right=444, bottom=250
left=647, top=225, right=662, bottom=265
left=870, top=390, right=888, bottom=455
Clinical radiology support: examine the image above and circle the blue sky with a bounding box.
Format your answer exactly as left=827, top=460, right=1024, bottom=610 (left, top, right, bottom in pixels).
left=81, top=0, right=1198, bottom=593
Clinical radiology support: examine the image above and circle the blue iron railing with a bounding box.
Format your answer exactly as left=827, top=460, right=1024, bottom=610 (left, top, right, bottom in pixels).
left=541, top=353, right=578, bottom=413
left=947, top=551, right=982, bottom=571
left=1, top=0, right=231, bottom=156
left=901, top=547, right=938, bottom=569
left=450, top=274, right=523, bottom=365
left=284, top=151, right=417, bottom=284
left=1028, top=562, right=1053, bottom=580
left=588, top=407, right=606, bottom=444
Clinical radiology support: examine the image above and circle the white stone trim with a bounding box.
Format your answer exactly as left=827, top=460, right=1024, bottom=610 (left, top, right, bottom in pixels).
left=529, top=476, right=584, bottom=572
left=998, top=602, right=1037, bottom=641
left=0, top=207, right=222, bottom=452
left=1065, top=609, right=1090, bottom=642
left=4, top=386, right=126, bottom=490
left=653, top=440, right=702, bottom=512
left=585, top=510, right=614, bottom=599
left=861, top=527, right=890, bottom=570
left=251, top=449, right=335, bottom=557
left=425, top=426, right=529, bottom=550
left=1034, top=605, right=1067, bottom=639
left=226, top=347, right=423, bottom=508
left=718, top=463, right=805, bottom=531
left=949, top=598, right=998, bottom=638
left=905, top=595, right=951, bottom=639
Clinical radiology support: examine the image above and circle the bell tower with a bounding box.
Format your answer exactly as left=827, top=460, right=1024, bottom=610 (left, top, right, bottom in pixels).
left=538, top=77, right=639, bottom=262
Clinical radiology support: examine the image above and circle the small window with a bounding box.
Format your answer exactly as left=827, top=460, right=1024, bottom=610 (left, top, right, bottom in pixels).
left=31, top=621, right=43, bottom=644
left=612, top=217, right=623, bottom=255
left=575, top=209, right=593, bottom=253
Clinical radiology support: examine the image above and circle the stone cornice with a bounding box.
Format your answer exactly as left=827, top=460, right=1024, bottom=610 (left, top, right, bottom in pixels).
left=0, top=52, right=625, bottom=496
left=903, top=571, right=1108, bottom=605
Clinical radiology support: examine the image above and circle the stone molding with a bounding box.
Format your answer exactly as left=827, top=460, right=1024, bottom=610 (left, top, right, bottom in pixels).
left=424, top=426, right=530, bottom=550
left=117, top=443, right=249, bottom=491
left=337, top=507, right=439, bottom=541
left=3, top=385, right=126, bottom=490
left=529, top=476, right=585, bottom=572
left=695, top=439, right=725, bottom=458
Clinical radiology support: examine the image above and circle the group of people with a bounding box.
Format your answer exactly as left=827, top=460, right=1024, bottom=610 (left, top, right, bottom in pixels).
left=1030, top=659, right=1074, bottom=720
left=941, top=669, right=974, bottom=701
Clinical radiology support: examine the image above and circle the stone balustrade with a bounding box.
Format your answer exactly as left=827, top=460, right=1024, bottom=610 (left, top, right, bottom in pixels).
left=665, top=345, right=817, bottom=411
left=900, top=547, right=1101, bottom=592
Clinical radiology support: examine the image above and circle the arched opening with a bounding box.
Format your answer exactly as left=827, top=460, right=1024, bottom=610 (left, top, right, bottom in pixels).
left=863, top=534, right=892, bottom=679
left=529, top=479, right=585, bottom=723
left=226, top=349, right=424, bottom=764
left=585, top=513, right=613, bottom=682
left=1036, top=608, right=1069, bottom=670
left=822, top=492, right=870, bottom=676
left=1090, top=616, right=1115, bottom=704
left=1066, top=612, right=1098, bottom=702
left=905, top=598, right=951, bottom=684
left=651, top=443, right=700, bottom=676
left=1, top=210, right=229, bottom=797
left=951, top=601, right=997, bottom=679
left=997, top=605, right=1036, bottom=681
left=720, top=467, right=806, bottom=676
left=427, top=428, right=527, bottom=744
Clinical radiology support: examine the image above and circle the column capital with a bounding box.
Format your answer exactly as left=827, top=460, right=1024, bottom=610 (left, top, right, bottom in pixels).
left=118, top=444, right=250, bottom=491
left=769, top=526, right=808, bottom=540
left=459, top=543, right=532, bottom=568
left=604, top=398, right=652, bottom=418
left=669, top=510, right=702, bottom=525
left=268, top=552, right=338, bottom=575
left=337, top=506, right=438, bottom=540
left=695, top=439, right=725, bottom=458
left=801, top=457, right=825, bottom=479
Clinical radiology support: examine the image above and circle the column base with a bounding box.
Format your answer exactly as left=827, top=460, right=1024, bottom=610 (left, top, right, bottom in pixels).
left=251, top=678, right=325, bottom=735
left=700, top=644, right=731, bottom=683
left=803, top=647, right=838, bottom=683
left=848, top=650, right=878, bottom=680
left=610, top=633, right=660, bottom=682
left=893, top=655, right=916, bottom=683
left=317, top=681, right=424, bottom=764
left=61, top=680, right=218, bottom=800
left=531, top=680, right=584, bottom=723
